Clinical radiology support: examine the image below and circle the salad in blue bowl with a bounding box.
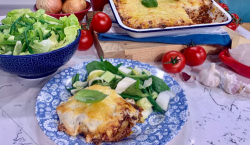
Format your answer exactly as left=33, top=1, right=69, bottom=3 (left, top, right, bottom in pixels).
left=0, top=8, right=81, bottom=78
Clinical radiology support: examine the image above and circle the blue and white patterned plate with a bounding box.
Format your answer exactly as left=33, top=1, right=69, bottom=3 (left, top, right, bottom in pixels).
left=36, top=58, right=188, bottom=145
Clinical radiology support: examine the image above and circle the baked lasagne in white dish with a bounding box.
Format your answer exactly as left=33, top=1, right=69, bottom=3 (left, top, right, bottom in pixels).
left=108, top=0, right=232, bottom=38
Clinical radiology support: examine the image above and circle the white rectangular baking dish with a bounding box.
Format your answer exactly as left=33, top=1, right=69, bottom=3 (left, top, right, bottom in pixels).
left=108, top=0, right=232, bottom=38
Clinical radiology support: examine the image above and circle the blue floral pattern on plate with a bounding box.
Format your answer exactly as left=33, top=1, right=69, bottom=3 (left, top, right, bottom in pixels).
left=36, top=58, right=188, bottom=145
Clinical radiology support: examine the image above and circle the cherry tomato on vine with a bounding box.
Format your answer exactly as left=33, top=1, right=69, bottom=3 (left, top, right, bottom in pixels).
left=78, top=29, right=93, bottom=51
left=217, top=3, right=242, bottom=31
left=218, top=3, right=229, bottom=11
left=231, top=13, right=241, bottom=27
left=162, top=51, right=186, bottom=73
left=226, top=13, right=242, bottom=31
left=226, top=23, right=237, bottom=31
left=91, top=12, right=112, bottom=33
left=232, top=13, right=239, bottom=20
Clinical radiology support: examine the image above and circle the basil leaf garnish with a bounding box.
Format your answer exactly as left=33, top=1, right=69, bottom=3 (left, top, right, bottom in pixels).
left=141, top=0, right=158, bottom=8
left=86, top=61, right=106, bottom=74
left=86, top=60, right=118, bottom=74
left=75, top=89, right=107, bottom=103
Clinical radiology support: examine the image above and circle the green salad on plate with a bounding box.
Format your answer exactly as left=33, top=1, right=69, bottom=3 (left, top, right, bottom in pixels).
left=0, top=8, right=80, bottom=55
left=66, top=58, right=177, bottom=120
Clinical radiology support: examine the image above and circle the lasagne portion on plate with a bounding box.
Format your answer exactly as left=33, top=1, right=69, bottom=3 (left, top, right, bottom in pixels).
left=56, top=85, right=143, bottom=145
left=113, top=0, right=213, bottom=29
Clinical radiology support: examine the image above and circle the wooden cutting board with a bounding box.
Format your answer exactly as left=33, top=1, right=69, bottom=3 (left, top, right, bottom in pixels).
left=87, top=12, right=243, bottom=62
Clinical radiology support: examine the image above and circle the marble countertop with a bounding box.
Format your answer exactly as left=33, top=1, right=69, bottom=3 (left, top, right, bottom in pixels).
left=1, top=47, right=250, bottom=145
left=0, top=23, right=250, bottom=144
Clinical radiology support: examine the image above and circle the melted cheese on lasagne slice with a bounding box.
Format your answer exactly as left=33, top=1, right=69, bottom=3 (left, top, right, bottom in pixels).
left=113, top=0, right=213, bottom=29
left=56, top=85, right=142, bottom=145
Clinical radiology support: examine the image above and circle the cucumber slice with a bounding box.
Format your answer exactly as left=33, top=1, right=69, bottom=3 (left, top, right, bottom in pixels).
left=118, top=66, right=132, bottom=75
left=115, top=75, right=122, bottom=79
left=100, top=71, right=115, bottom=83
left=133, top=67, right=142, bottom=75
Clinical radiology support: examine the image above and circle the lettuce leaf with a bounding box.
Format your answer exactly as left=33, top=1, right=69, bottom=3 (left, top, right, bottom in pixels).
left=0, top=33, right=4, bottom=42
left=32, top=22, right=44, bottom=29
left=28, top=9, right=45, bottom=18
left=1, top=17, right=12, bottom=25
left=6, top=8, right=32, bottom=19
left=3, top=29, right=10, bottom=35
left=50, top=25, right=79, bottom=51
left=60, top=14, right=81, bottom=29
left=29, top=21, right=79, bottom=53
left=48, top=31, right=59, bottom=44
left=0, top=45, right=14, bottom=54
left=29, top=31, right=59, bottom=54
left=33, top=22, right=50, bottom=36
left=19, top=51, right=31, bottom=55
left=13, top=41, right=22, bottom=55
left=30, top=39, right=53, bottom=54
left=1, top=9, right=32, bottom=24
left=17, top=27, right=26, bottom=34
left=41, top=14, right=63, bottom=25
left=7, top=36, right=15, bottom=41
left=0, top=34, right=11, bottom=54
left=63, top=25, right=79, bottom=44
left=28, top=30, right=37, bottom=39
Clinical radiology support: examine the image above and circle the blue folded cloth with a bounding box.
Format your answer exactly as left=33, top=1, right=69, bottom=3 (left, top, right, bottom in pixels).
left=99, top=33, right=231, bottom=46
left=98, top=24, right=231, bottom=46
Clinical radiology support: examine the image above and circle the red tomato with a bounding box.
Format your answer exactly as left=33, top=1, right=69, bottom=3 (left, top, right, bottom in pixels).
left=183, top=46, right=206, bottom=66
left=226, top=23, right=237, bottom=31
left=218, top=3, right=229, bottom=11
left=91, top=12, right=112, bottom=33
left=162, top=51, right=186, bottom=73
left=78, top=30, right=94, bottom=51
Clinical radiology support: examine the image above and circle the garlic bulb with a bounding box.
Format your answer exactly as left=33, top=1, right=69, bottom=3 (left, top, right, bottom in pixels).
left=222, top=72, right=250, bottom=95
left=223, top=72, right=243, bottom=94
left=199, top=63, right=221, bottom=87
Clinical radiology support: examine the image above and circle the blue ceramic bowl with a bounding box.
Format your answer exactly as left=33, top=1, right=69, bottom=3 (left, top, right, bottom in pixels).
left=0, top=30, right=81, bottom=79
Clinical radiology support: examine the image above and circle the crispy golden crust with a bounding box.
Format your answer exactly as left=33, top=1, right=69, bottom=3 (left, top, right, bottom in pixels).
left=113, top=0, right=213, bottom=29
